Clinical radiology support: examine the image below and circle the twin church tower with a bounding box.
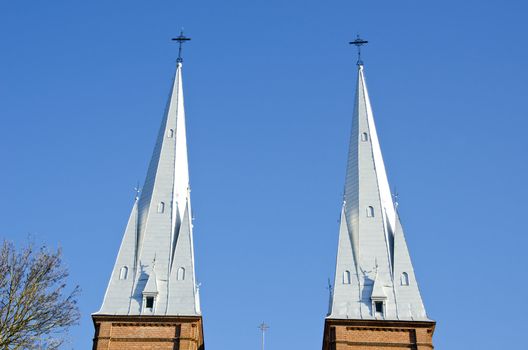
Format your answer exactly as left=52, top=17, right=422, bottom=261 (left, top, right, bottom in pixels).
left=92, top=35, right=436, bottom=349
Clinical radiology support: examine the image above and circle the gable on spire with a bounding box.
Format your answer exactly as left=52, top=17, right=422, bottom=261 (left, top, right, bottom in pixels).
left=370, top=268, right=387, bottom=300
left=143, top=269, right=158, bottom=295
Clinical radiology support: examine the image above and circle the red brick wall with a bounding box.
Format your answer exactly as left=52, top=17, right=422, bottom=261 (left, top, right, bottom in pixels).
left=92, top=315, right=204, bottom=350
left=322, top=319, right=435, bottom=350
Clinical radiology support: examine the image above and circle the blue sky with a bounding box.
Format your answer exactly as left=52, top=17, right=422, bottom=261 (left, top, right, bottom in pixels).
left=1, top=1, right=527, bottom=349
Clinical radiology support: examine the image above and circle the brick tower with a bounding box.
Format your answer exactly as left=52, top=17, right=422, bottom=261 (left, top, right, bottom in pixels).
left=322, top=40, right=435, bottom=349
left=92, top=33, right=204, bottom=350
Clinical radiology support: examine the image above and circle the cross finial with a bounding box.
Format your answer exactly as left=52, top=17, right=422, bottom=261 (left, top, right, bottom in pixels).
left=172, top=29, right=191, bottom=63
left=349, top=34, right=368, bottom=66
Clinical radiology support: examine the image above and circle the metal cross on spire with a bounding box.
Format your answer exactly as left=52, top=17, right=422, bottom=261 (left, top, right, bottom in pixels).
left=349, top=35, right=368, bottom=66
left=258, top=322, right=269, bottom=350
left=172, top=30, right=191, bottom=63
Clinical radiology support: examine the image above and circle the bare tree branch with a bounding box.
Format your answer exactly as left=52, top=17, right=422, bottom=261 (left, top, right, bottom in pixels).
left=0, top=241, right=80, bottom=349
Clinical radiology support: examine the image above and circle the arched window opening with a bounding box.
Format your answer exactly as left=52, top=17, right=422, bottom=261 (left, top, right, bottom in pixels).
left=177, top=267, right=186, bottom=281
left=367, top=206, right=375, bottom=217
left=343, top=270, right=351, bottom=284
left=401, top=272, right=409, bottom=286
left=361, top=132, right=369, bottom=142
left=119, top=266, right=128, bottom=280
left=157, top=202, right=165, bottom=213
left=167, top=129, right=174, bottom=138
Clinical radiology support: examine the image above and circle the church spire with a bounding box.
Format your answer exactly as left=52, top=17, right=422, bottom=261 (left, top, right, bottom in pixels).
left=96, top=48, right=200, bottom=316
left=328, top=62, right=428, bottom=321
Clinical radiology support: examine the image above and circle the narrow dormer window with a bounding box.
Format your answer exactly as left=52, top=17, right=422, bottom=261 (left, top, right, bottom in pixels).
left=157, top=202, right=165, bottom=213
left=367, top=206, right=374, bottom=217
left=119, top=266, right=128, bottom=280
left=145, top=296, right=154, bottom=309
left=177, top=267, right=186, bottom=281
left=343, top=270, right=351, bottom=284
left=361, top=132, right=368, bottom=142
left=168, top=129, right=174, bottom=138
left=401, top=272, right=409, bottom=286
left=375, top=301, right=384, bottom=314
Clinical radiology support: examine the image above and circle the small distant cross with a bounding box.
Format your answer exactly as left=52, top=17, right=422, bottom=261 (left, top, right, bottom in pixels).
left=258, top=322, right=269, bottom=350
left=172, top=30, right=191, bottom=63
left=349, top=35, right=368, bottom=66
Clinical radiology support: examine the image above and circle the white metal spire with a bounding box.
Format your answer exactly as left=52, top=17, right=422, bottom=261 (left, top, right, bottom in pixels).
left=96, top=61, right=200, bottom=316
left=328, top=64, right=428, bottom=321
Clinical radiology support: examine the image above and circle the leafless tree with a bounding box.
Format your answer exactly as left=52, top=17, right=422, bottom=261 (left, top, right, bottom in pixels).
left=0, top=240, right=80, bottom=349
